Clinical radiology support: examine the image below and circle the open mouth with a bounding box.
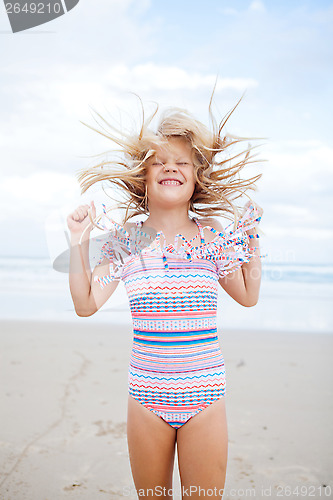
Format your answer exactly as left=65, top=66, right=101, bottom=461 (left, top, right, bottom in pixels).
left=159, top=179, right=183, bottom=185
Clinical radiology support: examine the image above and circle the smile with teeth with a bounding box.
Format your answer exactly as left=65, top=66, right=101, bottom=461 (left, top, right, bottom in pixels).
left=159, top=180, right=182, bottom=185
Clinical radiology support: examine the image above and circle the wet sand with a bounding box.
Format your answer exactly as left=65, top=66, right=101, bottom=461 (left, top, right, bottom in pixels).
left=0, top=320, right=332, bottom=499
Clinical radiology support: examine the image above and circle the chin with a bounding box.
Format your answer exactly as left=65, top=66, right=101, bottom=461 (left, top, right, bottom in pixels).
left=152, top=194, right=191, bottom=209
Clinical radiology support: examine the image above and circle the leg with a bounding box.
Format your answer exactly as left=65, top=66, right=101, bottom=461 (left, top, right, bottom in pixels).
left=176, top=398, right=228, bottom=500
left=127, top=395, right=177, bottom=499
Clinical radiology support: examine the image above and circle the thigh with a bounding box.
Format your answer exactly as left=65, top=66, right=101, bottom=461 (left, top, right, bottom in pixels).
left=127, top=395, right=177, bottom=498
left=176, top=397, right=228, bottom=499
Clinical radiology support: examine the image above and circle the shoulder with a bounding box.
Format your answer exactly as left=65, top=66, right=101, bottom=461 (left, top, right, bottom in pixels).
left=198, top=217, right=225, bottom=233
left=197, top=217, right=226, bottom=244
left=123, top=221, right=137, bottom=233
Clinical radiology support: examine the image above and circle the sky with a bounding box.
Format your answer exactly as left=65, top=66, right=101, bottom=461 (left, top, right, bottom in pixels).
left=0, top=0, right=332, bottom=264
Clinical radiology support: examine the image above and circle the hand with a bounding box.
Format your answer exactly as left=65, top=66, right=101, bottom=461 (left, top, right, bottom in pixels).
left=67, top=201, right=96, bottom=235
left=241, top=200, right=263, bottom=238
left=242, top=199, right=264, bottom=220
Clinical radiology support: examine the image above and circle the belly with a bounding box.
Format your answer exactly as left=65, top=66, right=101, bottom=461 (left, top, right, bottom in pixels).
left=129, top=311, right=224, bottom=372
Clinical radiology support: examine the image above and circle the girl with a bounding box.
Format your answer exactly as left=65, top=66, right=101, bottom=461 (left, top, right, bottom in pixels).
left=67, top=100, right=263, bottom=499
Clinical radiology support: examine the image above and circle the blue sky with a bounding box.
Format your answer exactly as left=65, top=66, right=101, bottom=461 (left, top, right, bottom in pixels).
left=0, top=0, right=332, bottom=263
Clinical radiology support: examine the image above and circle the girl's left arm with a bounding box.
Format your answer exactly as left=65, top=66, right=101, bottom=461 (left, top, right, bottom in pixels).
left=218, top=227, right=262, bottom=307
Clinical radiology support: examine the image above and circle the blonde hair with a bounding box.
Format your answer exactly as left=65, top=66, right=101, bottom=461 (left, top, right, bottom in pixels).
left=77, top=96, right=262, bottom=224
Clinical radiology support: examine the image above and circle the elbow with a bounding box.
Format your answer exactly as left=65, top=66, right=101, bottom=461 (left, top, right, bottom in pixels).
left=72, top=293, right=98, bottom=317
left=241, top=296, right=259, bottom=307
left=74, top=306, right=97, bottom=317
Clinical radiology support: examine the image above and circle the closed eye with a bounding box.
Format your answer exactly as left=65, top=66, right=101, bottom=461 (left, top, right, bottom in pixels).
left=177, top=162, right=189, bottom=166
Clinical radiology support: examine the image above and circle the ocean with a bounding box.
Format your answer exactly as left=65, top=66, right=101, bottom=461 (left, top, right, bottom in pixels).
left=0, top=256, right=332, bottom=334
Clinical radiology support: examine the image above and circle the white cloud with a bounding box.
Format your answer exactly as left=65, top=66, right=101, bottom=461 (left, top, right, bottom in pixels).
left=251, top=139, right=333, bottom=258
left=105, top=64, right=258, bottom=92
left=261, top=140, right=333, bottom=195
left=1, top=1, right=332, bottom=264
left=249, top=1, right=266, bottom=13
left=220, top=7, right=239, bottom=16
left=0, top=170, right=125, bottom=221
left=0, top=62, right=259, bottom=180
left=1, top=172, right=79, bottom=216
left=270, top=204, right=309, bottom=219
left=267, top=225, right=333, bottom=240
left=220, top=1, right=266, bottom=16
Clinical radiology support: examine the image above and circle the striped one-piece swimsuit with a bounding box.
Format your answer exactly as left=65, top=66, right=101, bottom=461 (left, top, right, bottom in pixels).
left=95, top=202, right=262, bottom=429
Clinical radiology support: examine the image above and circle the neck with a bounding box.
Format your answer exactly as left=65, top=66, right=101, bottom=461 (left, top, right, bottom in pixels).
left=146, top=205, right=192, bottom=233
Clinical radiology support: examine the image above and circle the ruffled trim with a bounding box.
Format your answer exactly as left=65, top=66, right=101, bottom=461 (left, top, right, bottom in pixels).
left=195, top=201, right=264, bottom=278
left=94, top=202, right=264, bottom=287
left=93, top=204, right=156, bottom=288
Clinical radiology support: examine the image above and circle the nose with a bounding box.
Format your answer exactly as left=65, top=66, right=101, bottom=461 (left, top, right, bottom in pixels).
left=163, top=162, right=178, bottom=172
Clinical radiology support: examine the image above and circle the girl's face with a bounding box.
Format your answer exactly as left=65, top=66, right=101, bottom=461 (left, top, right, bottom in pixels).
left=145, top=136, right=196, bottom=211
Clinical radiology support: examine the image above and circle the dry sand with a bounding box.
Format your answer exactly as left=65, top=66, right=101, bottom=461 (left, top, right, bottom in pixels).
left=0, top=320, right=332, bottom=499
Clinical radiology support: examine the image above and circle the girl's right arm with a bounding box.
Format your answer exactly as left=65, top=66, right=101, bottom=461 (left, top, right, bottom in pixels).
left=67, top=201, right=119, bottom=317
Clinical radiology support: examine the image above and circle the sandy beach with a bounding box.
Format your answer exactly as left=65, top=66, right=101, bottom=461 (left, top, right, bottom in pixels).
left=0, top=319, right=332, bottom=499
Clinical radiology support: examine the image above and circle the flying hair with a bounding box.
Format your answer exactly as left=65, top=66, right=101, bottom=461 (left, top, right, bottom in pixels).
left=76, top=92, right=263, bottom=226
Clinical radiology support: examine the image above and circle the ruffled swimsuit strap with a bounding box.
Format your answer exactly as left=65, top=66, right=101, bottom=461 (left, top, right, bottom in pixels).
left=137, top=218, right=205, bottom=269
left=137, top=220, right=169, bottom=269
left=192, top=218, right=206, bottom=246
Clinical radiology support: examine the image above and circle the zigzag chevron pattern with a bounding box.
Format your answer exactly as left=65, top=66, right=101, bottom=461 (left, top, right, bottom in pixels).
left=93, top=211, right=262, bottom=429
left=123, top=247, right=226, bottom=428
